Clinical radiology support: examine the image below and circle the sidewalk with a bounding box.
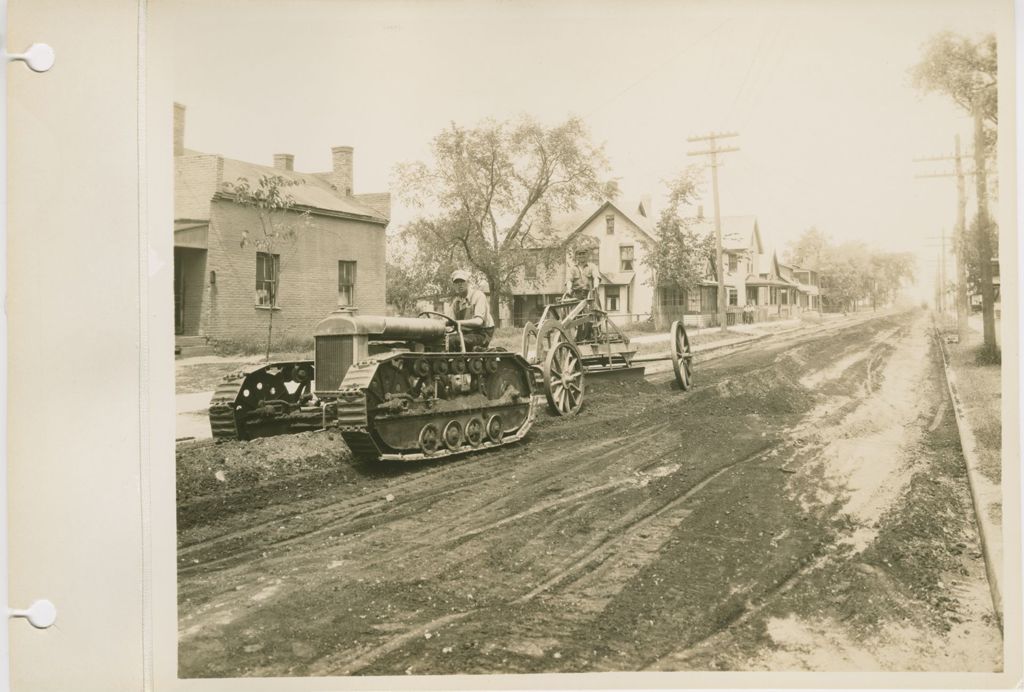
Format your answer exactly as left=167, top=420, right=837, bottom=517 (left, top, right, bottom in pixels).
left=934, top=314, right=1004, bottom=623
left=629, top=317, right=805, bottom=345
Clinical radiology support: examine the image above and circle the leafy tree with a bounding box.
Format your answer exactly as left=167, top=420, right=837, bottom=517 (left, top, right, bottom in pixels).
left=912, top=31, right=999, bottom=355
left=644, top=168, right=715, bottom=312
left=911, top=32, right=997, bottom=128
left=397, top=116, right=616, bottom=320
left=791, top=227, right=915, bottom=312
left=868, top=252, right=916, bottom=310
left=960, top=216, right=999, bottom=298
left=385, top=231, right=444, bottom=316
left=224, top=174, right=313, bottom=360
left=785, top=226, right=830, bottom=270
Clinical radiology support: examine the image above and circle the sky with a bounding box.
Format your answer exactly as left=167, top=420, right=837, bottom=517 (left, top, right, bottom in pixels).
left=168, top=0, right=1012, bottom=303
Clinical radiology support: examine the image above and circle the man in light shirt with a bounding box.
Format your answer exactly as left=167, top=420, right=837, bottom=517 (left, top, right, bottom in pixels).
left=564, top=247, right=600, bottom=301
left=448, top=269, right=495, bottom=350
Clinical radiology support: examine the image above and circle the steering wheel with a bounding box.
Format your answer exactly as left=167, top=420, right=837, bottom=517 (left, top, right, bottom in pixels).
left=417, top=311, right=466, bottom=352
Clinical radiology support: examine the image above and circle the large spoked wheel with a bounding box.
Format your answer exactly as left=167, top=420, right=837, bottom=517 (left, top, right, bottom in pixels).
left=521, top=321, right=538, bottom=362
left=670, top=319, right=693, bottom=391
left=543, top=340, right=585, bottom=416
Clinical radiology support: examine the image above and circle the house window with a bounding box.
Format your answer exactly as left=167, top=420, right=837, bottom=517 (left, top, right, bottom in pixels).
left=728, top=287, right=738, bottom=306
left=524, top=262, right=537, bottom=280
left=589, top=248, right=600, bottom=264
left=728, top=254, right=738, bottom=273
left=781, top=289, right=789, bottom=305
left=255, top=252, right=279, bottom=306
left=619, top=245, right=634, bottom=271
left=688, top=290, right=701, bottom=312
left=605, top=286, right=620, bottom=311
left=659, top=287, right=682, bottom=307
left=606, top=215, right=615, bottom=235
left=338, top=260, right=356, bottom=306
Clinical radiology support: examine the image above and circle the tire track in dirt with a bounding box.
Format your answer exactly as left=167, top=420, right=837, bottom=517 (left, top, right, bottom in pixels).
left=315, top=441, right=792, bottom=675
left=177, top=311, right=918, bottom=677
left=179, top=418, right=681, bottom=578
left=348, top=315, right=914, bottom=674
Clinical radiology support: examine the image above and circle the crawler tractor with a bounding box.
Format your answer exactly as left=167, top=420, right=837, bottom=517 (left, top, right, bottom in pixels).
left=208, top=310, right=536, bottom=461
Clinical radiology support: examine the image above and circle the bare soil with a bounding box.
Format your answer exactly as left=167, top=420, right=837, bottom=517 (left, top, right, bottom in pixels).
left=177, top=310, right=1001, bottom=677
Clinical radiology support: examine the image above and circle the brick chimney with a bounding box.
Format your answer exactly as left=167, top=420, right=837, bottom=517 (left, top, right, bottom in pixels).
left=331, top=146, right=354, bottom=196
left=273, top=153, right=294, bottom=171
left=173, top=102, right=186, bottom=156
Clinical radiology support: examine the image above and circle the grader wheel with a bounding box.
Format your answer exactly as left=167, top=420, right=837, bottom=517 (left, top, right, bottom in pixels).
left=521, top=321, right=538, bottom=362
left=670, top=320, right=693, bottom=391
left=543, top=340, right=585, bottom=416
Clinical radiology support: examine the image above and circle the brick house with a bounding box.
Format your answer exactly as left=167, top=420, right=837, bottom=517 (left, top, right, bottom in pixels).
left=173, top=104, right=390, bottom=346
left=507, top=198, right=659, bottom=327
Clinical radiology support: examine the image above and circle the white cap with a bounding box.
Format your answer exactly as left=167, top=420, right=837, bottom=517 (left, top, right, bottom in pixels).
left=451, top=269, right=470, bottom=282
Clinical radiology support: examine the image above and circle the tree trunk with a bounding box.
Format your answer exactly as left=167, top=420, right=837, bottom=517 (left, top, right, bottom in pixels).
left=973, top=105, right=998, bottom=352
left=486, top=274, right=502, bottom=329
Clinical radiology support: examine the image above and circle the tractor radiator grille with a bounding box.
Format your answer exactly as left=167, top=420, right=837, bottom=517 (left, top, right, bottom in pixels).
left=315, top=336, right=354, bottom=395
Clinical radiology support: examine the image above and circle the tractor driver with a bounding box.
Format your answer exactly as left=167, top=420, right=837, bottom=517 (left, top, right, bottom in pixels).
left=448, top=269, right=494, bottom=351
left=564, top=247, right=601, bottom=301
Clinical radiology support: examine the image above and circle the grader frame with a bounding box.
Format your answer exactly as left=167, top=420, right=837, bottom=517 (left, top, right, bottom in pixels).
left=520, top=291, right=694, bottom=415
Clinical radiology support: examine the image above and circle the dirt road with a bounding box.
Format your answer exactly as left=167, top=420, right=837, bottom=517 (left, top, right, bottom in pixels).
left=177, top=310, right=1002, bottom=677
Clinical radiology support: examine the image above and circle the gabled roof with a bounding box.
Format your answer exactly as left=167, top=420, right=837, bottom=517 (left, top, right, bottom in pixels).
left=538, top=198, right=657, bottom=247
left=753, top=251, right=801, bottom=288
left=218, top=158, right=388, bottom=224
left=688, top=215, right=763, bottom=253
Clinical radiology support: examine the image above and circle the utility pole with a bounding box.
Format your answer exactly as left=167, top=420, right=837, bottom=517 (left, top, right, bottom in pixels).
left=941, top=228, right=947, bottom=315
left=972, top=101, right=997, bottom=351
left=913, top=136, right=972, bottom=342
left=922, top=231, right=948, bottom=319
left=688, top=131, right=739, bottom=333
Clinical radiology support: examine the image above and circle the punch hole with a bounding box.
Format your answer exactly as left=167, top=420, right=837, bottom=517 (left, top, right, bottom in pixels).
left=9, top=600, right=57, bottom=629
left=6, top=43, right=55, bottom=73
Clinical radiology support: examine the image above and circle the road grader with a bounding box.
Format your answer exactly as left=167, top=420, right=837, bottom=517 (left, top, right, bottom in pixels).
left=207, top=293, right=692, bottom=461
left=520, top=290, right=693, bottom=415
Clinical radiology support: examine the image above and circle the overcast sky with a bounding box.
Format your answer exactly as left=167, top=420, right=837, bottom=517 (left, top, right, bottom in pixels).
left=168, top=0, right=1011, bottom=301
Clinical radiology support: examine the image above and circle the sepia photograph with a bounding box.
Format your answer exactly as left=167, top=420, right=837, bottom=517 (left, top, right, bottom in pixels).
left=166, top=0, right=1016, bottom=682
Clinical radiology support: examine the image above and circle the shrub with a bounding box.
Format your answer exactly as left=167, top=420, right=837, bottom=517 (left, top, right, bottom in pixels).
left=212, top=335, right=314, bottom=358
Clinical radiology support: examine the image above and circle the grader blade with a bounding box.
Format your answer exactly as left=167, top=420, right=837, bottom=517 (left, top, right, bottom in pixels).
left=581, top=363, right=647, bottom=389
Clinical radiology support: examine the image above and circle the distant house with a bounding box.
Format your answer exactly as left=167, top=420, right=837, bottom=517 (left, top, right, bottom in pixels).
left=508, top=197, right=659, bottom=327
left=173, top=104, right=390, bottom=346
left=655, top=213, right=766, bottom=328
left=779, top=262, right=822, bottom=312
